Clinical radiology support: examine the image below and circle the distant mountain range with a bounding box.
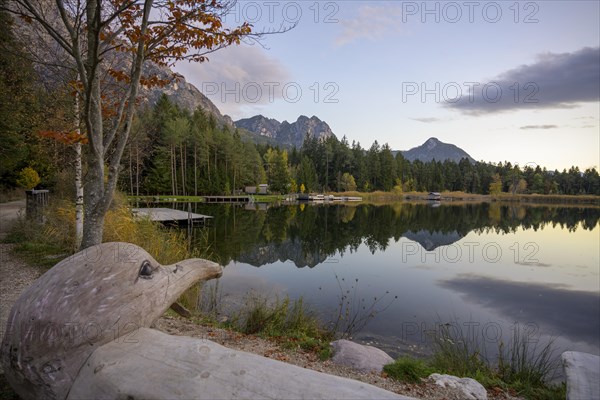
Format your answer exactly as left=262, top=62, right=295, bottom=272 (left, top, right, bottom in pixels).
left=139, top=61, right=234, bottom=128
left=399, top=137, right=476, bottom=163
left=18, top=12, right=477, bottom=163
left=234, top=115, right=335, bottom=148
left=139, top=63, right=475, bottom=162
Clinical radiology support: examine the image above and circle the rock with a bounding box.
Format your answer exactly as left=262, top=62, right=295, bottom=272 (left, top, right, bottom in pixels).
left=68, top=328, right=413, bottom=400
left=429, top=373, right=487, bottom=400
left=562, top=351, right=600, bottom=400
left=331, top=339, right=394, bottom=373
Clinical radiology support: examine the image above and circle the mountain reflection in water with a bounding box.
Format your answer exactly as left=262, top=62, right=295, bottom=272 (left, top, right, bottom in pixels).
left=180, top=202, right=599, bottom=356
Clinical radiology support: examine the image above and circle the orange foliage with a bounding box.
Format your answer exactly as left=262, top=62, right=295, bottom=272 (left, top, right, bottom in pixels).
left=39, top=130, right=88, bottom=145
left=104, top=0, right=253, bottom=67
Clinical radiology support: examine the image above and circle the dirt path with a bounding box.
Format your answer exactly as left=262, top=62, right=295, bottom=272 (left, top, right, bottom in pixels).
left=0, top=200, right=26, bottom=240
left=0, top=201, right=44, bottom=360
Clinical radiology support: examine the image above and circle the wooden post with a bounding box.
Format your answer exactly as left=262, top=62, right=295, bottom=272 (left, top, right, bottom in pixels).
left=25, top=189, right=49, bottom=222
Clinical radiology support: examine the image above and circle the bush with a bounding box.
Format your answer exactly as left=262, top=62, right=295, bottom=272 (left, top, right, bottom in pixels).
left=237, top=295, right=323, bottom=339
left=427, top=321, right=564, bottom=400
left=383, top=357, right=434, bottom=383
left=16, top=167, right=40, bottom=190
left=5, top=192, right=209, bottom=267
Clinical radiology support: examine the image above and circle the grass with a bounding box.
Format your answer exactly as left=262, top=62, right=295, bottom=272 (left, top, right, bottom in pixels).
left=129, top=195, right=206, bottom=203
left=491, top=193, right=600, bottom=205
left=0, top=188, right=24, bottom=203
left=324, top=190, right=600, bottom=206
left=4, top=213, right=72, bottom=268
left=383, top=322, right=566, bottom=400
left=4, top=193, right=207, bottom=268
left=384, top=357, right=435, bottom=383
left=249, top=194, right=285, bottom=203
left=127, top=191, right=599, bottom=207
left=326, top=190, right=404, bottom=204
left=128, top=194, right=286, bottom=204
left=221, top=293, right=334, bottom=360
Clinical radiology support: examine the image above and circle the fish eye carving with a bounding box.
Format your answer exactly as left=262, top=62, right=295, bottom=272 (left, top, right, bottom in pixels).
left=139, top=260, right=153, bottom=279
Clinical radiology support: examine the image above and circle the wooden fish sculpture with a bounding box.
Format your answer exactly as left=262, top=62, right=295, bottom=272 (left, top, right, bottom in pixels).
left=1, top=242, right=410, bottom=400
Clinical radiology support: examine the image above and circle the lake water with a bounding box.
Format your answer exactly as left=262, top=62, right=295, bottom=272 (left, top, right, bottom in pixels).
left=183, top=202, right=599, bottom=359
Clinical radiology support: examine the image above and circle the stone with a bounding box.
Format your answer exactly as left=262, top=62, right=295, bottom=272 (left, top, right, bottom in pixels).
left=562, top=351, right=600, bottom=400
left=69, top=328, right=413, bottom=400
left=429, top=373, right=488, bottom=400
left=331, top=339, right=394, bottom=373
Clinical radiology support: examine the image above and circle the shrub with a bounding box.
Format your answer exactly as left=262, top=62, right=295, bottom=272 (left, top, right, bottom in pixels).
left=16, top=167, right=40, bottom=190
left=384, top=357, right=434, bottom=383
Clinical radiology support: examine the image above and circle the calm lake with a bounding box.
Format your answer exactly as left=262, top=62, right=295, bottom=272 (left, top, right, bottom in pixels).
left=180, top=202, right=599, bottom=359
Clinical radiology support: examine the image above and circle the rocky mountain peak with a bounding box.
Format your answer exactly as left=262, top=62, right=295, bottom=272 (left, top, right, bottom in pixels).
left=402, top=137, right=475, bottom=163
left=234, top=115, right=281, bottom=138
left=425, top=137, right=440, bottom=150
left=235, top=114, right=336, bottom=147
left=138, top=61, right=233, bottom=127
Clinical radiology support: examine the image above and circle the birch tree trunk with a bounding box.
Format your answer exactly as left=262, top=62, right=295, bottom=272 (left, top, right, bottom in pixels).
left=194, top=143, right=198, bottom=196
left=180, top=144, right=185, bottom=196
left=74, top=79, right=84, bottom=249
left=135, top=142, right=140, bottom=197
left=129, top=147, right=134, bottom=196
left=74, top=141, right=84, bottom=249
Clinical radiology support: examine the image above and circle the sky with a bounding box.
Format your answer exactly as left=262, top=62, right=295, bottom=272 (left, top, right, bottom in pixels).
left=174, top=0, right=600, bottom=171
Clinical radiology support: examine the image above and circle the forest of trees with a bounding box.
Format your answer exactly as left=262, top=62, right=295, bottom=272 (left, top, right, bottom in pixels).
left=115, top=97, right=600, bottom=197
left=4, top=85, right=600, bottom=198
left=2, top=7, right=599, bottom=198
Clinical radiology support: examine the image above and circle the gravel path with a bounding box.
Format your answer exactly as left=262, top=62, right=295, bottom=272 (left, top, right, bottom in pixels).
left=0, top=201, right=44, bottom=353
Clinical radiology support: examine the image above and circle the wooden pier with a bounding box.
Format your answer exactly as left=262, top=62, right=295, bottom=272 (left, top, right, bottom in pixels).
left=307, top=195, right=362, bottom=202
left=132, top=208, right=212, bottom=224
left=202, top=196, right=250, bottom=203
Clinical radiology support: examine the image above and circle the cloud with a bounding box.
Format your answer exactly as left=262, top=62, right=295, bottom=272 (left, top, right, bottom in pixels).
left=173, top=44, right=291, bottom=116
left=411, top=117, right=442, bottom=123
left=519, top=125, right=558, bottom=130
left=335, top=5, right=402, bottom=46
left=446, top=47, right=600, bottom=115
left=439, top=275, right=600, bottom=346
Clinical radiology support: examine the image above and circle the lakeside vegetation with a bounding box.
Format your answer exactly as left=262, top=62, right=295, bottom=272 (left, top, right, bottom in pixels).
left=124, top=191, right=600, bottom=209
left=128, top=194, right=285, bottom=204
left=2, top=193, right=582, bottom=400
left=4, top=193, right=203, bottom=267
left=383, top=323, right=566, bottom=400
left=327, top=190, right=600, bottom=206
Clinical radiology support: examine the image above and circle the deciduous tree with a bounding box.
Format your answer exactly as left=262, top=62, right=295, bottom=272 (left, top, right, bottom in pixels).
left=2, top=0, right=258, bottom=248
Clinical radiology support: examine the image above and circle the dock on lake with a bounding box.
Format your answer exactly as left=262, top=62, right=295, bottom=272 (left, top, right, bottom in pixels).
left=132, top=208, right=213, bottom=224
left=202, top=196, right=251, bottom=203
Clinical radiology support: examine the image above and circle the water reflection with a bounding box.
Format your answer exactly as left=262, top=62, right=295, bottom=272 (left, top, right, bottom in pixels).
left=181, top=202, right=600, bottom=355
left=439, top=275, right=600, bottom=348
left=193, top=203, right=600, bottom=268
left=403, top=230, right=463, bottom=251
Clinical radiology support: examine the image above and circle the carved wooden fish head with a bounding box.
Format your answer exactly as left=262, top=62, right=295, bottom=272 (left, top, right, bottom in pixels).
left=0, top=242, right=221, bottom=400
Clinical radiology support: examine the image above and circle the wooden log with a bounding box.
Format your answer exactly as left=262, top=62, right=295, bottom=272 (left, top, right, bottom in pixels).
left=0, top=242, right=222, bottom=400
left=68, top=328, right=412, bottom=400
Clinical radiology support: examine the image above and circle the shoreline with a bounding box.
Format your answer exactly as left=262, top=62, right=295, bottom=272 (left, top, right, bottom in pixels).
left=0, top=200, right=522, bottom=400
left=125, top=192, right=600, bottom=207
